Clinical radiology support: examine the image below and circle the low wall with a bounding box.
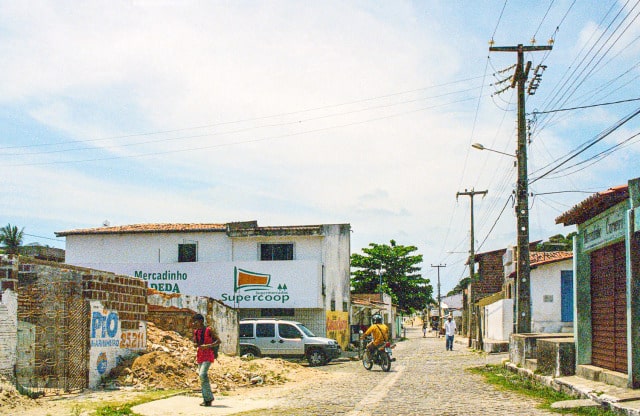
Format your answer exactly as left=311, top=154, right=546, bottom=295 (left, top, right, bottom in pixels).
left=536, top=337, right=575, bottom=377
left=510, top=333, right=569, bottom=366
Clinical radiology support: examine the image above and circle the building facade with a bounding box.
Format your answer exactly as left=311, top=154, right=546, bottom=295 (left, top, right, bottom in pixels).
left=56, top=221, right=351, bottom=339
left=556, top=179, right=640, bottom=388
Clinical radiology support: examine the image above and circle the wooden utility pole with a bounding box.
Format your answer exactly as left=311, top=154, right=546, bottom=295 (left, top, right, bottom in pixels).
left=490, top=43, right=552, bottom=333
left=431, top=263, right=446, bottom=334
left=456, top=188, right=487, bottom=346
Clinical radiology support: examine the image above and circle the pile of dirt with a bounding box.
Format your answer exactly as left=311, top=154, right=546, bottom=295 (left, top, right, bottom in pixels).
left=111, top=322, right=318, bottom=392
left=0, top=375, right=39, bottom=413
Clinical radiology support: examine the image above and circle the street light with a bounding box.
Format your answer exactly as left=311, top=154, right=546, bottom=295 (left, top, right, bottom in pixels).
left=472, top=141, right=531, bottom=334
left=378, top=267, right=386, bottom=302
left=471, top=143, right=516, bottom=158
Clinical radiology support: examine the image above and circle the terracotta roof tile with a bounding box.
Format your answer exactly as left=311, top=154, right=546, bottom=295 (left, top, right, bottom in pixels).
left=56, top=223, right=227, bottom=236
left=530, top=251, right=573, bottom=266
left=556, top=185, right=629, bottom=226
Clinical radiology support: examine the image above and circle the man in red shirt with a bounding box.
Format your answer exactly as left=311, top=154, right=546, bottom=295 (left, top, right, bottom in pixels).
left=192, top=313, right=221, bottom=406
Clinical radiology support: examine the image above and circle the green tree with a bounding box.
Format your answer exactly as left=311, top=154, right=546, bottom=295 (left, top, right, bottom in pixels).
left=350, top=239, right=431, bottom=312
left=0, top=223, right=24, bottom=255
left=447, top=276, right=471, bottom=297
left=535, top=233, right=576, bottom=252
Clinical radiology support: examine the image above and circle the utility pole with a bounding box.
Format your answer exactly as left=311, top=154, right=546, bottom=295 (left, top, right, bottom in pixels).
left=431, top=264, right=446, bottom=333
left=456, top=188, right=487, bottom=346
left=490, top=43, right=552, bottom=333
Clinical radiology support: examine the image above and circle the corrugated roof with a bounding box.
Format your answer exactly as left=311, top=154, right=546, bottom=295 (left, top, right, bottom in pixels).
left=55, top=223, right=227, bottom=236
left=556, top=185, right=629, bottom=226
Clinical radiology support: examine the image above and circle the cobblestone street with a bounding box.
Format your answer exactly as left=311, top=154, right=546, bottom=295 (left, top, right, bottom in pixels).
left=226, top=325, right=556, bottom=416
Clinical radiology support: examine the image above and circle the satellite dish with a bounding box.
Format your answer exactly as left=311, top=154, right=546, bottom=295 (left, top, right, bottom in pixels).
left=102, top=220, right=110, bottom=227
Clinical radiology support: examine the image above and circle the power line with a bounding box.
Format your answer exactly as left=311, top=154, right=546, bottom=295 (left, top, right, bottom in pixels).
left=531, top=97, right=640, bottom=115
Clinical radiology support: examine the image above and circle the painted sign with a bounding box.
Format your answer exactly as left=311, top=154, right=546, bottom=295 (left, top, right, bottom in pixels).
left=326, top=311, right=349, bottom=350
left=582, top=203, right=626, bottom=251
left=88, top=301, right=146, bottom=388
left=75, top=261, right=322, bottom=308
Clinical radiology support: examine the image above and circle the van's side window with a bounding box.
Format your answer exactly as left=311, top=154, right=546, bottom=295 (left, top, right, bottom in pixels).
left=239, top=323, right=253, bottom=338
left=278, top=323, right=302, bottom=339
left=256, top=323, right=275, bottom=338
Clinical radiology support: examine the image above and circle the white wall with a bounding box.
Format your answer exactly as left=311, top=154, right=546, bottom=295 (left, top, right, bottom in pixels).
left=0, top=289, right=18, bottom=377
left=485, top=299, right=513, bottom=341
left=321, top=225, right=351, bottom=313
left=531, top=259, right=572, bottom=333
left=64, top=224, right=351, bottom=314
left=65, top=232, right=230, bottom=264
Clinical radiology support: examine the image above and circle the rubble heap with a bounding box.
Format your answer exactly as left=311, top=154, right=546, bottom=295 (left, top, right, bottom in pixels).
left=0, top=375, right=36, bottom=412
left=112, top=322, right=312, bottom=391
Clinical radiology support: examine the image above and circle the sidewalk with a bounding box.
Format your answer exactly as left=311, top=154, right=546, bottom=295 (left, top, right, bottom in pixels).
left=454, top=335, right=640, bottom=415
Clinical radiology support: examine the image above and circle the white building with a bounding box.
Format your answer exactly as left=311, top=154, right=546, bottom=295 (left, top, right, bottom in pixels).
left=482, top=249, right=574, bottom=344
left=56, top=221, right=351, bottom=337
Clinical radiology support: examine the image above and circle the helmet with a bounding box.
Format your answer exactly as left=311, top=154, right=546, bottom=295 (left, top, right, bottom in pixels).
left=372, top=314, right=383, bottom=324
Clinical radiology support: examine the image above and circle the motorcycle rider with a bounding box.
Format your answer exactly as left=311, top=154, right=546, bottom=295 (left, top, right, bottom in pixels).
left=361, top=314, right=389, bottom=360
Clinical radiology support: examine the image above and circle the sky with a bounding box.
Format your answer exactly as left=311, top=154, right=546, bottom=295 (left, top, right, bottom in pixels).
left=1, top=1, right=639, bottom=295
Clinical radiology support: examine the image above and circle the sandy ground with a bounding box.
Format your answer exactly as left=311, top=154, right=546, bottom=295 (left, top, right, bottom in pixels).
left=0, top=322, right=336, bottom=416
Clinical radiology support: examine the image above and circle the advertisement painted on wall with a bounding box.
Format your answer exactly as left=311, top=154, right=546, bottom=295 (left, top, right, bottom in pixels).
left=88, top=301, right=146, bottom=388
left=75, top=261, right=323, bottom=308
left=326, top=311, right=349, bottom=350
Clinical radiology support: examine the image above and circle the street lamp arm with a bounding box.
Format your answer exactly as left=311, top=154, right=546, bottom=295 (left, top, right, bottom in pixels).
left=471, top=143, right=516, bottom=158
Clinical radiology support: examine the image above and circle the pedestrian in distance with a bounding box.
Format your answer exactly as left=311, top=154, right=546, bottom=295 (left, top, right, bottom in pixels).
left=444, top=315, right=456, bottom=351
left=192, top=313, right=221, bottom=407
left=422, top=320, right=427, bottom=337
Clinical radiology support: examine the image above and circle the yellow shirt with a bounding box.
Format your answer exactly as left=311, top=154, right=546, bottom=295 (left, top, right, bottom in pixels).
left=364, top=324, right=389, bottom=346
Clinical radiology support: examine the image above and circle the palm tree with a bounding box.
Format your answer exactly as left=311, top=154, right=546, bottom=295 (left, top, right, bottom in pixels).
left=0, top=224, right=24, bottom=255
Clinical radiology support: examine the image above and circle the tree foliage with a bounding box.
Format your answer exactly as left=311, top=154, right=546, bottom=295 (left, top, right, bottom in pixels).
left=447, top=276, right=471, bottom=297
left=0, top=223, right=24, bottom=255
left=535, top=233, right=576, bottom=252
left=350, top=239, right=431, bottom=312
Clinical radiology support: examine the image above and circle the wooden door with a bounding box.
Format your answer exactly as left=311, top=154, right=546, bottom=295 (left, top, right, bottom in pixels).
left=590, top=242, right=627, bottom=373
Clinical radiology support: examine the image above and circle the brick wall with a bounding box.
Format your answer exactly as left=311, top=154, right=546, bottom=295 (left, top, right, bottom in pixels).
left=82, top=272, right=147, bottom=330
left=473, top=249, right=506, bottom=301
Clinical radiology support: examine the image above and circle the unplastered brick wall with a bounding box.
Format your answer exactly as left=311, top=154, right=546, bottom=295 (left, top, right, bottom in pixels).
left=82, top=271, right=147, bottom=330
left=473, top=250, right=506, bottom=300
left=147, top=290, right=238, bottom=355
left=0, top=289, right=18, bottom=377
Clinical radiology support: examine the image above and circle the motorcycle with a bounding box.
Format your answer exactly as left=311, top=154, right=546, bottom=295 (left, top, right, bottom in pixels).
left=359, top=332, right=395, bottom=372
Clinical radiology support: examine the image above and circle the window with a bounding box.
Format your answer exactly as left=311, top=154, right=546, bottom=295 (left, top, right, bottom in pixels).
left=261, top=308, right=295, bottom=317
left=256, top=323, right=275, bottom=338
left=260, top=243, right=293, bottom=261
left=278, top=323, right=302, bottom=339
left=239, top=323, right=253, bottom=338
left=178, top=243, right=197, bottom=262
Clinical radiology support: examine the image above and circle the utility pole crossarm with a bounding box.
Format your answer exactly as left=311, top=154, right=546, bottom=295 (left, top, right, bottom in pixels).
left=489, top=45, right=553, bottom=52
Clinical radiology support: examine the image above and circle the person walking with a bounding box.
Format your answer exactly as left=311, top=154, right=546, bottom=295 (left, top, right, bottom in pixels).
left=422, top=320, right=428, bottom=337
left=192, top=313, right=221, bottom=407
left=444, top=315, right=457, bottom=351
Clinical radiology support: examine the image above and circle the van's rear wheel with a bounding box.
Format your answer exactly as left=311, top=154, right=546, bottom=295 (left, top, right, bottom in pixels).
left=306, top=349, right=327, bottom=366
left=240, top=346, right=260, bottom=358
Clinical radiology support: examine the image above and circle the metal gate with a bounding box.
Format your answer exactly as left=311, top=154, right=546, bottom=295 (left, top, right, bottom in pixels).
left=590, top=242, right=627, bottom=373
left=16, top=267, right=89, bottom=396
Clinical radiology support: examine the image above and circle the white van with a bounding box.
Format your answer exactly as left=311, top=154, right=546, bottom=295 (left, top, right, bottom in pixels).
left=239, top=318, right=342, bottom=366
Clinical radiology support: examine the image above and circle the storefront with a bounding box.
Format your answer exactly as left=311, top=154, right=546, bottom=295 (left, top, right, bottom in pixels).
left=556, top=178, right=640, bottom=388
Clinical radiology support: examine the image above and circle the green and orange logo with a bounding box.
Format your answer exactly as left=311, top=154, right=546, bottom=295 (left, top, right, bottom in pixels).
left=234, top=267, right=271, bottom=292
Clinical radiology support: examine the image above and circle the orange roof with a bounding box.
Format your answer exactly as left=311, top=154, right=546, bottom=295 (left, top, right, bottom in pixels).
left=56, top=223, right=227, bottom=236
left=556, top=185, right=629, bottom=226
left=530, top=251, right=573, bottom=267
